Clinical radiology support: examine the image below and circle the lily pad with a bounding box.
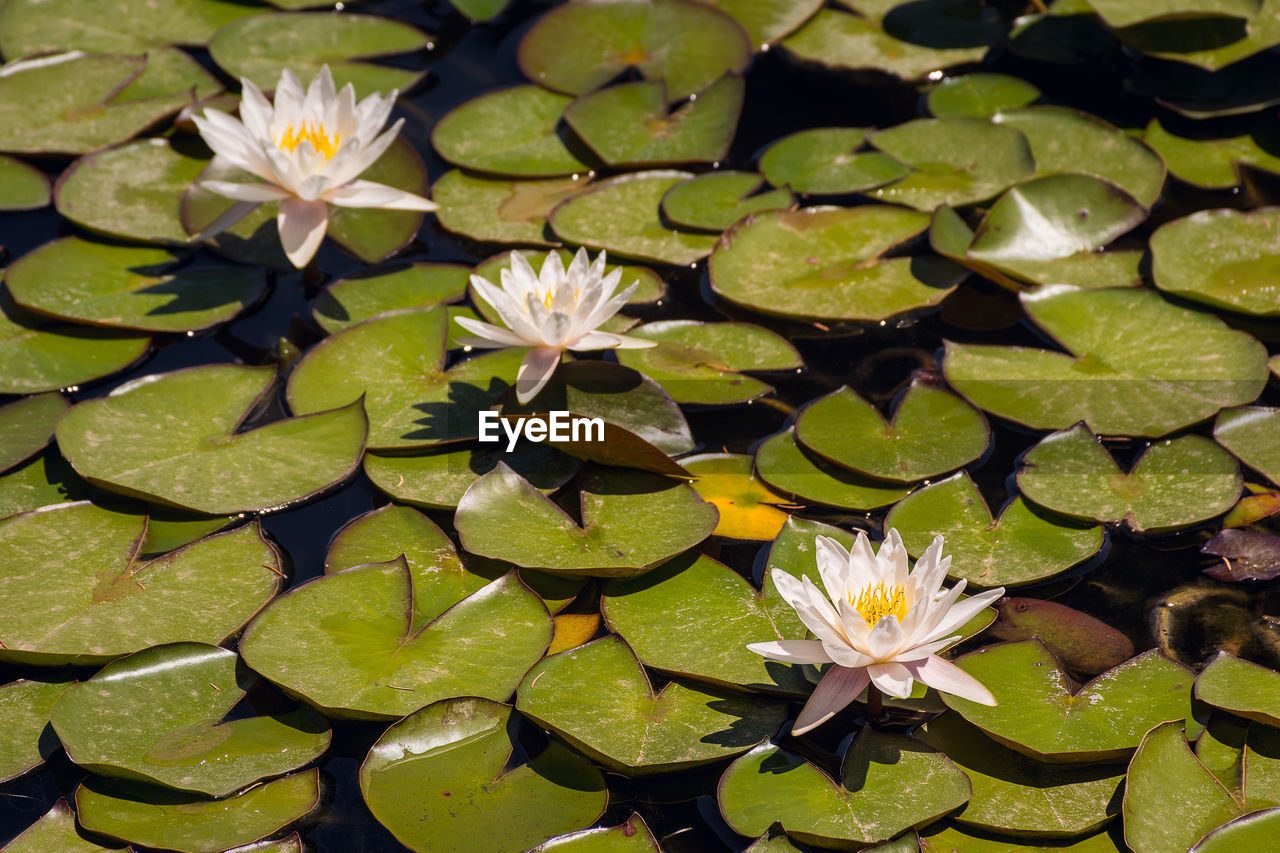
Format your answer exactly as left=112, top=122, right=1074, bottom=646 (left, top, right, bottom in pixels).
left=944, top=286, right=1269, bottom=437
left=927, top=73, right=1041, bottom=118
left=0, top=292, right=146, bottom=395
left=1196, top=652, right=1280, bottom=726
left=431, top=86, right=588, bottom=177
left=1152, top=208, right=1280, bottom=316
left=516, top=636, right=785, bottom=773
left=0, top=674, right=73, bottom=783
left=530, top=813, right=661, bottom=852
left=1144, top=117, right=1280, bottom=189
left=1016, top=424, right=1241, bottom=532
left=614, top=319, right=801, bottom=404
left=717, top=732, right=971, bottom=846
left=76, top=770, right=320, bottom=853
left=0, top=449, right=93, bottom=519
left=312, top=263, right=470, bottom=334
left=942, top=640, right=1198, bottom=762
left=708, top=206, right=964, bottom=321
left=1216, top=407, right=1280, bottom=486
left=548, top=170, right=720, bottom=265
left=0, top=154, right=48, bottom=210
left=1192, top=808, right=1280, bottom=852
left=364, top=444, right=581, bottom=510
left=918, top=824, right=1123, bottom=851
left=795, top=381, right=989, bottom=482
left=661, top=172, right=793, bottom=230
left=885, top=472, right=1104, bottom=588
left=0, top=393, right=68, bottom=474
left=683, top=453, right=794, bottom=540
left=0, top=800, right=128, bottom=853
left=51, top=643, right=329, bottom=797
left=754, top=428, right=913, bottom=510
left=517, top=0, right=752, bottom=100
left=758, top=128, right=910, bottom=196
left=0, top=0, right=260, bottom=55
left=241, top=562, right=551, bottom=720
left=432, top=171, right=590, bottom=247
left=474, top=250, right=665, bottom=309
left=455, top=464, right=717, bottom=576
left=209, top=13, right=430, bottom=95
left=57, top=364, right=367, bottom=514
left=564, top=74, right=744, bottom=167
left=1087, top=0, right=1259, bottom=28
left=360, top=698, right=606, bottom=853
left=0, top=503, right=281, bottom=664
left=6, top=237, right=264, bottom=332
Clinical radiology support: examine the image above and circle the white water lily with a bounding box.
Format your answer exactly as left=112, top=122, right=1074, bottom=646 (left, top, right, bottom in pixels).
left=455, top=249, right=658, bottom=403
left=192, top=66, right=436, bottom=268
left=749, top=529, right=1003, bottom=735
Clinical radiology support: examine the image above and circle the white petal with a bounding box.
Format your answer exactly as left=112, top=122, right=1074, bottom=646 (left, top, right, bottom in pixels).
left=745, top=639, right=832, bottom=664
left=792, top=666, right=869, bottom=736
left=325, top=180, right=437, bottom=210
left=199, top=180, right=290, bottom=202
left=237, top=77, right=273, bottom=141
left=905, top=655, right=996, bottom=705
left=608, top=334, right=658, bottom=349
left=471, top=277, right=541, bottom=341
left=864, top=615, right=905, bottom=660
left=893, top=635, right=960, bottom=661
left=453, top=317, right=531, bottom=348
left=879, top=528, right=910, bottom=586
left=277, top=197, right=329, bottom=268
left=815, top=535, right=853, bottom=605
left=515, top=347, right=562, bottom=404
left=848, top=530, right=879, bottom=585
left=924, top=587, right=1003, bottom=642
left=867, top=661, right=914, bottom=698
left=769, top=570, right=849, bottom=650
left=539, top=250, right=566, bottom=292
left=570, top=330, right=623, bottom=350
left=196, top=200, right=260, bottom=240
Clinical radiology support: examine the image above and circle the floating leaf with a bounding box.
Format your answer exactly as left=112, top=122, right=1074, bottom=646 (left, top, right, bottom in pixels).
left=530, top=813, right=660, bottom=852
left=312, top=263, right=470, bottom=334
left=209, top=13, right=430, bottom=95
left=6, top=237, right=263, bottom=332
left=754, top=428, right=912, bottom=510
left=944, top=286, right=1269, bottom=437
left=708, top=206, right=963, bottom=321
left=0, top=154, right=48, bottom=210
left=0, top=393, right=67, bottom=475
left=516, top=636, right=785, bottom=773
left=1144, top=117, right=1280, bottom=189
left=0, top=674, right=73, bottom=783
left=661, top=172, right=793, bottom=230
left=1196, top=652, right=1280, bottom=726
left=694, top=0, right=823, bottom=47
left=1, top=800, right=129, bottom=853
left=58, top=364, right=367, bottom=514
left=0, top=503, right=280, bottom=664
left=988, top=598, right=1135, bottom=676
left=1202, top=528, right=1280, bottom=581
left=364, top=444, right=581, bottom=510
left=1016, top=424, right=1241, bottom=532
left=0, top=0, right=262, bottom=55
left=76, top=770, right=320, bottom=853
left=942, top=640, right=1197, bottom=762
left=432, top=171, right=589, bottom=247
left=1153, top=209, right=1280, bottom=316
left=717, top=733, right=971, bottom=846
left=1193, top=808, right=1280, bottom=852
left=517, top=0, right=752, bottom=100
left=795, top=381, right=989, bottom=482
left=431, top=86, right=588, bottom=178
left=885, top=471, right=1103, bottom=588
left=447, top=0, right=511, bottom=22
left=927, top=73, right=1041, bottom=118
left=1086, top=0, right=1259, bottom=28
left=51, top=643, right=329, bottom=797
left=455, top=464, right=716, bottom=576
left=758, top=128, right=909, bottom=195
left=682, top=453, right=793, bottom=539
left=547, top=613, right=600, bottom=654
left=360, top=698, right=606, bottom=853
left=918, top=823, right=1123, bottom=851
left=0, top=449, right=92, bottom=519
left=564, top=74, right=744, bottom=167
left=548, top=170, right=720, bottom=265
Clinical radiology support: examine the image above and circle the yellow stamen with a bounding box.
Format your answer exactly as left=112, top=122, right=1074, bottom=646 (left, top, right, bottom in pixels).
left=850, top=581, right=908, bottom=627
left=543, top=288, right=555, bottom=309
left=276, top=122, right=341, bottom=159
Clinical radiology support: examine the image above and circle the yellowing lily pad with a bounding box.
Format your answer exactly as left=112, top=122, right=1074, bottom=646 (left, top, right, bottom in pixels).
left=431, top=85, right=589, bottom=177
left=682, top=453, right=793, bottom=539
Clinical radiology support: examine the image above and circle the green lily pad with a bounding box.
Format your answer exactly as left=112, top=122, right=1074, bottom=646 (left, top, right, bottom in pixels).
left=944, top=286, right=1269, bottom=437
left=564, top=74, right=744, bottom=167
left=364, top=444, right=581, bottom=510
left=455, top=464, right=717, bottom=576
left=1216, top=408, right=1280, bottom=488
left=0, top=393, right=67, bottom=475
left=1119, top=0, right=1280, bottom=71
left=1144, top=117, right=1280, bottom=188
left=795, top=381, right=989, bottom=482
left=1196, top=652, right=1280, bottom=726
left=717, top=732, right=971, bottom=846
left=516, top=635, right=785, bottom=773
left=866, top=117, right=1036, bottom=211
left=927, top=73, right=1041, bottom=118
left=0, top=448, right=93, bottom=519
left=708, top=205, right=963, bottom=321
left=0, top=800, right=129, bottom=853
left=0, top=0, right=260, bottom=55
left=942, top=640, right=1198, bottom=762
left=57, top=364, right=367, bottom=514
left=0, top=503, right=280, bottom=665
left=548, top=170, right=720, bottom=265
left=614, top=319, right=801, bottom=405
left=6, top=237, right=263, bottom=333
left=0, top=674, right=73, bottom=783
left=0, top=154, right=48, bottom=210
left=209, top=13, right=430, bottom=95
left=447, top=0, right=511, bottom=21
left=473, top=249, right=665, bottom=309
left=432, top=171, right=590, bottom=247
left=1192, top=808, right=1280, bottom=852
left=1016, top=424, right=1241, bottom=532
left=312, top=263, right=470, bottom=334
left=51, top=643, right=329, bottom=797
left=360, top=698, right=606, bottom=853
left=1152, top=208, right=1280, bottom=316
left=1087, top=0, right=1259, bottom=27
left=758, top=128, right=910, bottom=196
left=918, top=712, right=1124, bottom=837
left=0, top=52, right=217, bottom=155
left=918, top=824, right=1123, bottom=851
left=531, top=814, right=660, bottom=852
left=660, top=172, right=793, bottom=230
left=241, top=561, right=551, bottom=720
left=992, top=107, right=1165, bottom=208
left=76, top=770, right=320, bottom=853
left=754, top=428, right=912, bottom=510
left=431, top=85, right=588, bottom=177
left=885, top=472, right=1103, bottom=588
left=697, top=0, right=823, bottom=47
left=780, top=7, right=998, bottom=82
left=517, top=0, right=752, bottom=100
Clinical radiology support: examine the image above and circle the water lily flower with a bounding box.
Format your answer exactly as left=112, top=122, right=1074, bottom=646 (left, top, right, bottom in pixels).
left=455, top=249, right=657, bottom=403
left=192, top=66, right=436, bottom=268
left=749, top=529, right=1003, bottom=735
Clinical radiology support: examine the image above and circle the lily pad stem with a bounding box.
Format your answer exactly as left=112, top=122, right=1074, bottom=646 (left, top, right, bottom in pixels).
left=758, top=397, right=796, bottom=416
